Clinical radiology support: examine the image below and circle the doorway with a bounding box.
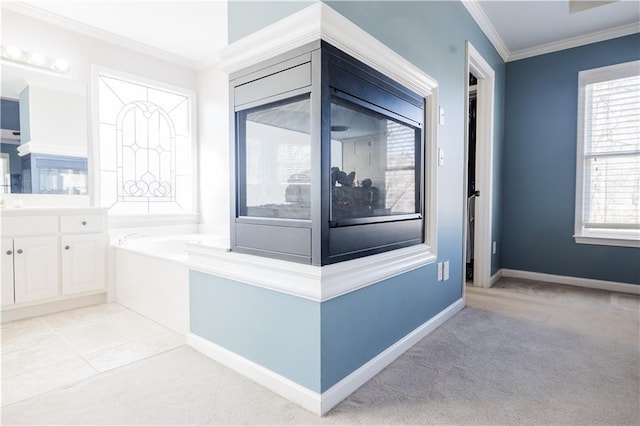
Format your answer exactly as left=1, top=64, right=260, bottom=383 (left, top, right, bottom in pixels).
left=463, top=42, right=495, bottom=289
left=466, top=73, right=478, bottom=282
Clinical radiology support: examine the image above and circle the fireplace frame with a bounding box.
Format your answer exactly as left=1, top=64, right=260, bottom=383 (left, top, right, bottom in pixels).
left=229, top=41, right=425, bottom=265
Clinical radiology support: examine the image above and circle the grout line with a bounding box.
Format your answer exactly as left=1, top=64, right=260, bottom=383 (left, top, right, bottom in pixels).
left=2, top=303, right=184, bottom=402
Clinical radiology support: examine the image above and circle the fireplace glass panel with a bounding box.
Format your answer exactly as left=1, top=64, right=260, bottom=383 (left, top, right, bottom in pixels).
left=240, top=95, right=311, bottom=220
left=330, top=97, right=419, bottom=223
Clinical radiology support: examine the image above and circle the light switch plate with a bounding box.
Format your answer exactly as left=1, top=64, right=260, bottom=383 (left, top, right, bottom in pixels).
left=443, top=261, right=450, bottom=281
left=437, top=262, right=443, bottom=281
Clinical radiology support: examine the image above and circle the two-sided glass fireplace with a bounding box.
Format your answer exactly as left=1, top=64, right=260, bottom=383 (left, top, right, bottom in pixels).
left=230, top=41, right=425, bottom=265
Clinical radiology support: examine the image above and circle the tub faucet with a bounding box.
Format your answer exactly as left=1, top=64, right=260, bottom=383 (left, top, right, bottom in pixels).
left=116, top=232, right=145, bottom=245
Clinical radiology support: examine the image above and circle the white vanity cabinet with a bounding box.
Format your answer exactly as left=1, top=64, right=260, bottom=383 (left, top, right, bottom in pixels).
left=0, top=208, right=107, bottom=318
left=61, top=214, right=106, bottom=295
left=13, top=236, right=59, bottom=303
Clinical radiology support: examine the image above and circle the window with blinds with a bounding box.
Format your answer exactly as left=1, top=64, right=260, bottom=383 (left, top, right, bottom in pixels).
left=575, top=60, right=640, bottom=246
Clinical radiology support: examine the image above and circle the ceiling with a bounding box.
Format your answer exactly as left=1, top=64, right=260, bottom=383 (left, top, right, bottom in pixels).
left=470, top=0, right=640, bottom=60
left=3, top=1, right=228, bottom=68
left=2, top=1, right=640, bottom=66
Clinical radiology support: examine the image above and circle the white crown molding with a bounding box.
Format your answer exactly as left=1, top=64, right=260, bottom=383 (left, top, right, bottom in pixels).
left=1, top=2, right=197, bottom=69
left=461, top=0, right=510, bottom=62
left=218, top=2, right=437, bottom=97
left=508, top=22, right=640, bottom=62
left=186, top=243, right=436, bottom=302
left=195, top=51, right=222, bottom=71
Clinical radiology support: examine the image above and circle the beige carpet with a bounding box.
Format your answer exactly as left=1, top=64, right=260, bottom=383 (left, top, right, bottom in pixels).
left=3, top=278, right=639, bottom=425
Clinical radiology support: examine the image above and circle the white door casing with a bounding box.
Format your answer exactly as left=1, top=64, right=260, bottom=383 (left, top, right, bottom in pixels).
left=463, top=41, right=495, bottom=289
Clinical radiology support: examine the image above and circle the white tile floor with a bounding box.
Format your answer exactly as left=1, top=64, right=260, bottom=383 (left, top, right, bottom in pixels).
left=1, top=303, right=184, bottom=406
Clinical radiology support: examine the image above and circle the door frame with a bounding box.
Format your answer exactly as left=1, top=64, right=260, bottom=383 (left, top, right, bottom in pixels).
left=463, top=41, right=495, bottom=289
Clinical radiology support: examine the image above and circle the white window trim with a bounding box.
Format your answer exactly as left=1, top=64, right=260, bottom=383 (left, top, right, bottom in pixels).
left=574, top=60, right=640, bottom=248
left=90, top=65, right=199, bottom=222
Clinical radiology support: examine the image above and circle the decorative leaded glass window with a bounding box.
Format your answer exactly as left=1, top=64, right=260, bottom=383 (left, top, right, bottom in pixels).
left=97, top=71, right=194, bottom=214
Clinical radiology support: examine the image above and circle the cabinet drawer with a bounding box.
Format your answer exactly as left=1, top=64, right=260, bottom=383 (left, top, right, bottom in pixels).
left=1, top=216, right=58, bottom=236
left=61, top=215, right=104, bottom=234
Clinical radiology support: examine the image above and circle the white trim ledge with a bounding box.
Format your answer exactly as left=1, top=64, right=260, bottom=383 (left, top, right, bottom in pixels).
left=16, top=142, right=87, bottom=157
left=501, top=269, right=640, bottom=295
left=108, top=213, right=200, bottom=228
left=187, top=297, right=464, bottom=416
left=574, top=234, right=640, bottom=248
left=186, top=243, right=436, bottom=302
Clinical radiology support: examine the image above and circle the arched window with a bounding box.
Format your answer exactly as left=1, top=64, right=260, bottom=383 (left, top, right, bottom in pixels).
left=97, top=71, right=194, bottom=214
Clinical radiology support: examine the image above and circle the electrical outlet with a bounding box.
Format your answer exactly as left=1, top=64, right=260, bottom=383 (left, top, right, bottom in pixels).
left=437, top=262, right=443, bottom=281
left=492, top=241, right=497, bottom=254
left=443, top=261, right=450, bottom=281
left=438, top=148, right=445, bottom=167
left=439, top=106, right=445, bottom=125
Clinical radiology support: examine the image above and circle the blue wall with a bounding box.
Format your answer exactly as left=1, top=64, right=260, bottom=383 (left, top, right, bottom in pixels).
left=320, top=264, right=458, bottom=391
left=503, top=34, right=640, bottom=285
left=190, top=271, right=322, bottom=391
left=190, top=263, right=459, bottom=393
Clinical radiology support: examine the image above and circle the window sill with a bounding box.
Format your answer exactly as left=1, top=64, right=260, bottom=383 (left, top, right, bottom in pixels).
left=108, top=213, right=199, bottom=228
left=574, top=233, right=640, bottom=248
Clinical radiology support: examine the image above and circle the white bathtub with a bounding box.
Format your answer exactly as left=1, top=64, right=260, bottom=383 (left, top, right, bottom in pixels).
left=114, top=234, right=227, bottom=335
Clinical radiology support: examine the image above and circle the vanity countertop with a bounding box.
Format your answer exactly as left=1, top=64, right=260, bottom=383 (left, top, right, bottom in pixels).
left=0, top=206, right=108, bottom=216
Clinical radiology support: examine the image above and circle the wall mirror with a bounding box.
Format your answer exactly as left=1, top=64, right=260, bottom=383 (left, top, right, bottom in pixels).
left=1, top=63, right=89, bottom=195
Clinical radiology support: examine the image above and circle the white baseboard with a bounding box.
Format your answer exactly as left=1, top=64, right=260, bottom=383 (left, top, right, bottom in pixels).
left=1, top=292, right=107, bottom=323
left=500, top=269, right=640, bottom=295
left=320, top=297, right=465, bottom=414
left=489, top=269, right=503, bottom=287
left=187, top=297, right=465, bottom=415
left=187, top=333, right=323, bottom=414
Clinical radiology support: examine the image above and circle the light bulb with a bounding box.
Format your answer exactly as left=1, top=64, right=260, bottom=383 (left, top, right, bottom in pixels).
left=5, top=46, right=22, bottom=59
left=52, top=58, right=69, bottom=72
left=30, top=52, right=46, bottom=66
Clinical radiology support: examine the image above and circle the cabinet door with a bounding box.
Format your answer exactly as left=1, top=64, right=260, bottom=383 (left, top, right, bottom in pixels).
left=1, top=239, right=15, bottom=307
left=61, top=234, right=105, bottom=295
left=14, top=236, right=59, bottom=304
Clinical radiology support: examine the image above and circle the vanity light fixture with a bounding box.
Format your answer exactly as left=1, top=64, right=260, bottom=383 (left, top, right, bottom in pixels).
left=1, top=44, right=70, bottom=74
